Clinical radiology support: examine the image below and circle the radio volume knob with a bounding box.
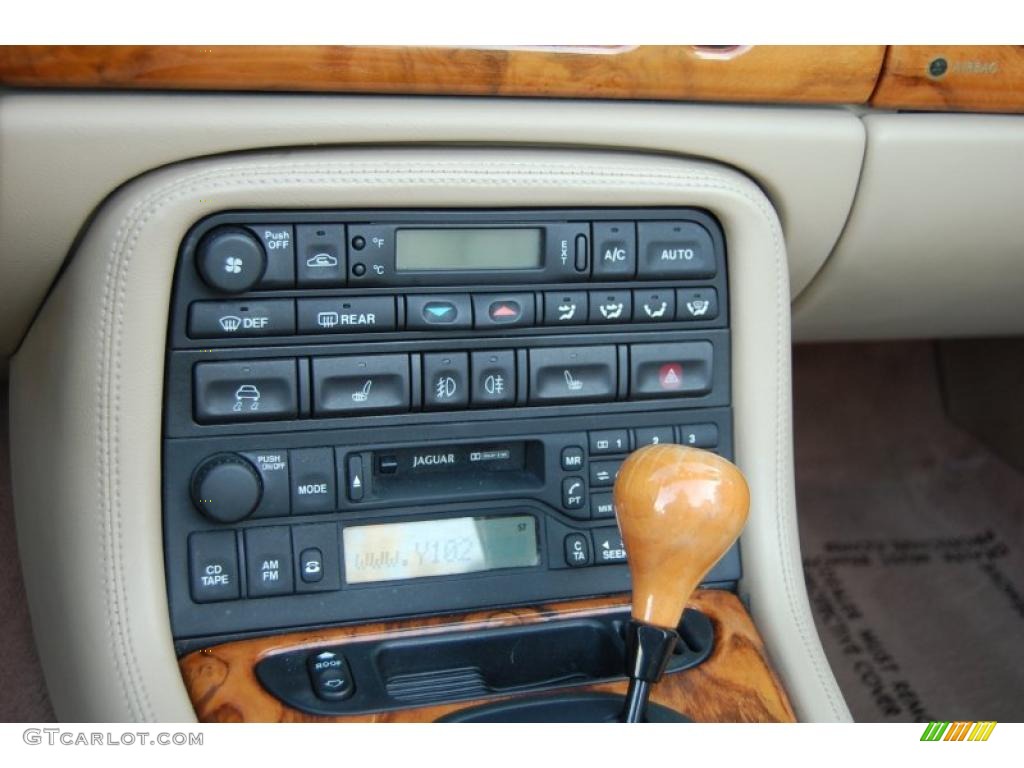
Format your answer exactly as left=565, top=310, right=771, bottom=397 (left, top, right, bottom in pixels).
left=196, top=226, right=267, bottom=294
left=191, top=453, right=263, bottom=523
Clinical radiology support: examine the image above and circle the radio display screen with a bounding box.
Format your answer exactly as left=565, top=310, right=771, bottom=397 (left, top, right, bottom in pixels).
left=342, top=515, right=539, bottom=584
left=395, top=228, right=542, bottom=271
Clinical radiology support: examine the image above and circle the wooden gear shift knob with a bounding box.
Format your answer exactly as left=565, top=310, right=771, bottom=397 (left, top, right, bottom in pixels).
left=614, top=444, right=750, bottom=629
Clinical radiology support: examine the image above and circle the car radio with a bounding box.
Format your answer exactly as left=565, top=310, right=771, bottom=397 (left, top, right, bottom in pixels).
left=162, top=208, right=735, bottom=651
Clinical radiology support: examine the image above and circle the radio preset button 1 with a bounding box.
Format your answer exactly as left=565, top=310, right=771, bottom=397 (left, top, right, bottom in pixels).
left=592, top=221, right=637, bottom=280
left=289, top=447, right=337, bottom=515
left=247, top=224, right=295, bottom=288
left=189, top=531, right=240, bottom=603
left=188, top=299, right=296, bottom=339
left=589, top=430, right=629, bottom=455
left=193, top=359, right=298, bottom=424
left=423, top=352, right=470, bottom=410
left=296, top=225, right=346, bottom=287
left=528, top=346, right=617, bottom=405
left=632, top=288, right=676, bottom=323
left=297, top=296, right=396, bottom=334
left=564, top=533, right=592, bottom=568
left=312, top=355, right=411, bottom=417
left=406, top=294, right=473, bottom=330
left=245, top=526, right=295, bottom=597
left=637, top=221, right=716, bottom=279
left=588, top=290, right=632, bottom=325
left=543, top=291, right=588, bottom=326
left=629, top=342, right=714, bottom=399
left=470, top=350, right=516, bottom=407
left=677, top=287, right=719, bottom=321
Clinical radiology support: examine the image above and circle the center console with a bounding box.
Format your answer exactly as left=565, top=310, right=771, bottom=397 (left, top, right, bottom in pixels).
left=163, top=208, right=735, bottom=648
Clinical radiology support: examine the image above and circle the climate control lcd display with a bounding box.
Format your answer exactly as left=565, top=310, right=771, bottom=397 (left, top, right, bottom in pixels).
left=395, top=228, right=542, bottom=271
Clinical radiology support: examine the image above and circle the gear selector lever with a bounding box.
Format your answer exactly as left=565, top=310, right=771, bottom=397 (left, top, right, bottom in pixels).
left=614, top=444, right=750, bottom=722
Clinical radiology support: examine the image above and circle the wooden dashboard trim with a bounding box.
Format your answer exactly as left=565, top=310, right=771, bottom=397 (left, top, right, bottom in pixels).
left=179, top=589, right=796, bottom=723
left=0, top=45, right=884, bottom=105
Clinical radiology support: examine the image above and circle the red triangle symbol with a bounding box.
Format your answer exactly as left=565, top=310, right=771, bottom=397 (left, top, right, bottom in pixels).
left=491, top=303, right=519, bottom=318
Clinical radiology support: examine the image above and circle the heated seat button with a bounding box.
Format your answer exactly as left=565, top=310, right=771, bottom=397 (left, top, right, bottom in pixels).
left=308, top=650, right=355, bottom=701
left=470, top=350, right=516, bottom=407
left=290, top=447, right=337, bottom=514
left=296, top=224, right=346, bottom=287
left=637, top=221, right=716, bottom=279
left=423, top=352, right=470, bottom=410
left=297, top=296, right=396, bottom=333
left=193, top=359, right=298, bottom=424
left=592, top=221, right=637, bottom=280
left=188, top=531, right=240, bottom=603
left=592, top=527, right=628, bottom=565
left=564, top=533, right=592, bottom=568
left=188, top=300, right=295, bottom=339
left=678, top=423, right=720, bottom=448
left=406, top=294, right=473, bottom=330
left=629, top=342, right=714, bottom=399
left=528, top=346, right=617, bottom=405
left=473, top=293, right=535, bottom=329
left=245, top=526, right=294, bottom=597
left=312, top=355, right=410, bottom=416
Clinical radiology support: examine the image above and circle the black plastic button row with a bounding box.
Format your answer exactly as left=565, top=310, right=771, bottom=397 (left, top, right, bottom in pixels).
left=188, top=522, right=341, bottom=604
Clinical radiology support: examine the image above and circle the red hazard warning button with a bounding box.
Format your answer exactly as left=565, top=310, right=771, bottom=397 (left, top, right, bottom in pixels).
left=629, top=342, right=713, bottom=399
left=658, top=363, right=683, bottom=390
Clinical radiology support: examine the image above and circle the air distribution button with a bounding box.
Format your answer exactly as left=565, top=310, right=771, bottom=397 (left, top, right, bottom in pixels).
left=196, top=226, right=267, bottom=294
left=191, top=453, right=264, bottom=523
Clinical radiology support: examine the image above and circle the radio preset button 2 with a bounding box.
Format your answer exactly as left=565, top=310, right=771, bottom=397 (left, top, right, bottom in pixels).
left=633, top=427, right=675, bottom=447
left=297, top=296, right=397, bottom=334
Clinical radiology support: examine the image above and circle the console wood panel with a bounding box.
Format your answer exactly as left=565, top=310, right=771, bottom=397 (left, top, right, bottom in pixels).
left=0, top=45, right=883, bottom=105
left=179, top=589, right=796, bottom=722
left=872, top=46, right=1024, bottom=113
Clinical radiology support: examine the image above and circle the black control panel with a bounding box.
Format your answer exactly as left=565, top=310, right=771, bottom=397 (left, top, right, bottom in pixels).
left=163, top=209, right=735, bottom=649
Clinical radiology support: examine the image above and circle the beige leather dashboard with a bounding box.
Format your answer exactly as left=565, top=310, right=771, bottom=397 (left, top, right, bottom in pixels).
left=10, top=147, right=849, bottom=722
